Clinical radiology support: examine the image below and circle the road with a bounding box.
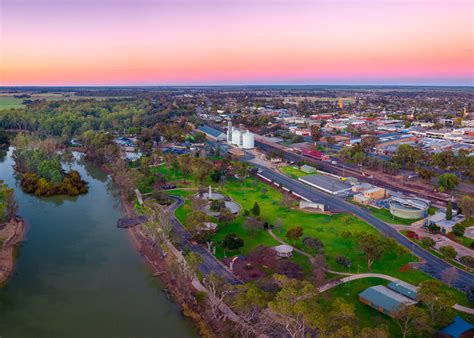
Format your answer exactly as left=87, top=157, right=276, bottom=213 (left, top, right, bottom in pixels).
left=243, top=154, right=474, bottom=291
left=168, top=196, right=242, bottom=285
left=254, top=139, right=449, bottom=206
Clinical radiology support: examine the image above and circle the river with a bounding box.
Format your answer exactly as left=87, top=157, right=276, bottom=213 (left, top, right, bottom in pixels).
left=0, top=148, right=198, bottom=338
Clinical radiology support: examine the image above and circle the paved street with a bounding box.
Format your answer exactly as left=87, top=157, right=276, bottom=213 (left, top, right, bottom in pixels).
left=168, top=196, right=242, bottom=285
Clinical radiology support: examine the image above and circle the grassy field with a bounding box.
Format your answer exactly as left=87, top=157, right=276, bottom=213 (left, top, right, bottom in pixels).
left=279, top=165, right=314, bottom=179
left=170, top=176, right=430, bottom=284
left=0, top=96, right=24, bottom=110
left=321, top=277, right=400, bottom=336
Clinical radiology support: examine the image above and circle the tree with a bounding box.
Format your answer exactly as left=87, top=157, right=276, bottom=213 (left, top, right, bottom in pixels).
left=285, top=226, right=303, bottom=242
left=441, top=267, right=459, bottom=288
left=251, top=201, right=260, bottom=216
left=310, top=125, right=321, bottom=142
left=281, top=194, right=294, bottom=210
left=439, top=245, right=457, bottom=259
left=221, top=233, right=244, bottom=251
left=446, top=200, right=453, bottom=220
left=233, top=162, right=249, bottom=182
left=312, top=254, right=327, bottom=286
left=317, top=298, right=357, bottom=337
left=438, top=173, right=460, bottom=191
left=232, top=283, right=270, bottom=334
left=418, top=280, right=456, bottom=325
left=336, top=255, right=352, bottom=268
left=459, top=195, right=474, bottom=219
left=358, top=233, right=386, bottom=271
left=361, top=135, right=377, bottom=153
left=420, top=237, right=435, bottom=248
left=243, top=216, right=263, bottom=234
left=393, top=305, right=432, bottom=338
left=268, top=274, right=320, bottom=338
left=177, top=154, right=192, bottom=182
left=184, top=252, right=203, bottom=279
left=452, top=224, right=465, bottom=237
left=202, top=272, right=233, bottom=322
left=218, top=208, right=235, bottom=226
left=460, top=255, right=474, bottom=268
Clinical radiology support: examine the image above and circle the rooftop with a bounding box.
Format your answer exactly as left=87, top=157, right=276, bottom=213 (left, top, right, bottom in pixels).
left=359, top=285, right=416, bottom=313
left=299, top=174, right=352, bottom=194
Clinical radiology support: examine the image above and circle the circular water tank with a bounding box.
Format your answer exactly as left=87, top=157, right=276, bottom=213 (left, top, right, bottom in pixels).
left=232, top=129, right=241, bottom=146
left=242, top=131, right=254, bottom=149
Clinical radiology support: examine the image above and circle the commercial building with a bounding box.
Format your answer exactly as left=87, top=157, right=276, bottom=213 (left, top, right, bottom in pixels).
left=300, top=164, right=316, bottom=173
left=387, top=280, right=418, bottom=300
left=299, top=174, right=352, bottom=195
left=363, top=187, right=387, bottom=200
left=427, top=211, right=465, bottom=234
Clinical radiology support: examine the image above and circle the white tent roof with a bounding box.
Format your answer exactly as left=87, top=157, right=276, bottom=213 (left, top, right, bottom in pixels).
left=274, top=244, right=294, bottom=254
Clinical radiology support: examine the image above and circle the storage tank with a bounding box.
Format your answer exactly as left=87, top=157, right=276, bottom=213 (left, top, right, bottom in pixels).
left=242, top=131, right=255, bottom=149
left=232, top=129, right=241, bottom=146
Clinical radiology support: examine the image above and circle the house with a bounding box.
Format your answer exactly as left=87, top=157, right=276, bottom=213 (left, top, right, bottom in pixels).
left=359, top=285, right=416, bottom=318
left=427, top=211, right=465, bottom=234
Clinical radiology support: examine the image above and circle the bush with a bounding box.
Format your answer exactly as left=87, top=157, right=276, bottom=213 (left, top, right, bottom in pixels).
left=302, top=237, right=324, bottom=253
left=406, top=231, right=419, bottom=240
left=460, top=256, right=474, bottom=268
left=285, top=226, right=303, bottom=242
left=421, top=237, right=435, bottom=248
left=439, top=245, right=457, bottom=259
left=243, top=209, right=250, bottom=216
left=336, top=255, right=352, bottom=268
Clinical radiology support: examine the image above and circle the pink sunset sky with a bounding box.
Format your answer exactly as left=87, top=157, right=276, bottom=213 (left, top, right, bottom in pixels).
left=0, top=0, right=473, bottom=86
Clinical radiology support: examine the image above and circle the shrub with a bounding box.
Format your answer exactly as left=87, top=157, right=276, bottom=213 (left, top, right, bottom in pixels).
left=243, top=209, right=250, bottom=216
left=302, top=237, right=324, bottom=253
left=406, top=231, right=419, bottom=240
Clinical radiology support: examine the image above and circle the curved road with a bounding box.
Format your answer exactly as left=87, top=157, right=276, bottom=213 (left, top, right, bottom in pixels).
left=245, top=157, right=473, bottom=291
left=168, top=195, right=242, bottom=285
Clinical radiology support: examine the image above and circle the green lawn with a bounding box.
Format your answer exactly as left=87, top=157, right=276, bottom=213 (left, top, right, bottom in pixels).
left=321, top=278, right=400, bottom=336
left=164, top=170, right=470, bottom=307
left=279, top=165, right=314, bottom=179
left=0, top=96, right=24, bottom=110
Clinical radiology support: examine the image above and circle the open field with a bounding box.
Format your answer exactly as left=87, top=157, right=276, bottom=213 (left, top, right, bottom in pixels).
left=0, top=96, right=24, bottom=110
left=279, top=165, right=313, bottom=179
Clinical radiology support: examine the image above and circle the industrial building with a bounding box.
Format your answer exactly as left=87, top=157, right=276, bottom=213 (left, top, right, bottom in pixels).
left=389, top=197, right=429, bottom=219
left=198, top=125, right=226, bottom=142
left=299, top=174, right=352, bottom=195
left=226, top=121, right=255, bottom=149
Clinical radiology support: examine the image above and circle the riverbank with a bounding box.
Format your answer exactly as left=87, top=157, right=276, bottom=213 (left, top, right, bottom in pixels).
left=0, top=217, right=26, bottom=286
left=121, top=193, right=220, bottom=338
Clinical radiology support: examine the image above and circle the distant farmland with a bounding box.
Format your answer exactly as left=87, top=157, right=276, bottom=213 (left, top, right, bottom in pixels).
left=0, top=96, right=24, bottom=110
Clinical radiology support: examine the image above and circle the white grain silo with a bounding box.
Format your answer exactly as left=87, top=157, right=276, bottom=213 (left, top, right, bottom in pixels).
left=232, top=129, right=241, bottom=146
left=227, top=122, right=232, bottom=143
left=242, top=131, right=255, bottom=149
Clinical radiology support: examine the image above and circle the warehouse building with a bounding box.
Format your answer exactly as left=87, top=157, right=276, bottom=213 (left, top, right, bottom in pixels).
left=198, top=125, right=226, bottom=142
left=359, top=285, right=417, bottom=318
left=299, top=174, right=352, bottom=195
